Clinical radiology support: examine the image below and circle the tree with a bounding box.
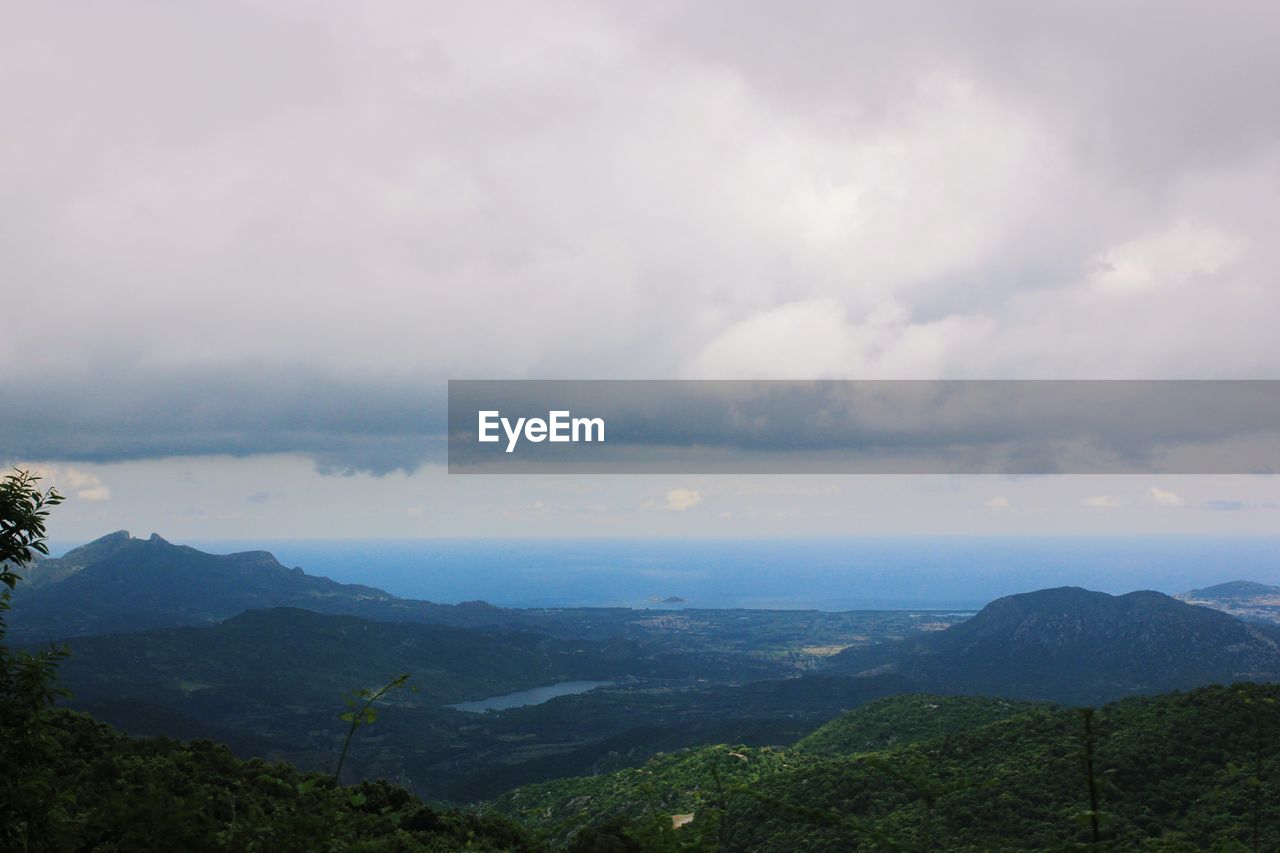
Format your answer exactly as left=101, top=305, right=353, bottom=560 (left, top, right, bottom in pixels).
left=0, top=467, right=63, bottom=587
left=0, top=469, right=67, bottom=850
left=334, top=672, right=415, bottom=786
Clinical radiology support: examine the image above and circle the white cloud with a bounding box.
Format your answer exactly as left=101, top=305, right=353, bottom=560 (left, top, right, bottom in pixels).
left=16, top=464, right=111, bottom=503
left=1083, top=495, right=1121, bottom=508
left=501, top=500, right=553, bottom=522
left=662, top=489, right=703, bottom=512
left=1087, top=220, right=1247, bottom=294
left=1146, top=486, right=1184, bottom=506
left=684, top=300, right=993, bottom=379
left=7, top=2, right=1280, bottom=396
left=984, top=497, right=1011, bottom=509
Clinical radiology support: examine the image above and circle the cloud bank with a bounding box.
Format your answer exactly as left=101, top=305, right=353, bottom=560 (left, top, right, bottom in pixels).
left=4, top=2, right=1280, bottom=473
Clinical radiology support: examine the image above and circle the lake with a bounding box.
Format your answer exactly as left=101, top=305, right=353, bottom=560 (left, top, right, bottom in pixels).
left=446, top=680, right=613, bottom=713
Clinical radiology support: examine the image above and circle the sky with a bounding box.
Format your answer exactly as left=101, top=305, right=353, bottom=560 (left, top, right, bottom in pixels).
left=4, top=1, right=1280, bottom=540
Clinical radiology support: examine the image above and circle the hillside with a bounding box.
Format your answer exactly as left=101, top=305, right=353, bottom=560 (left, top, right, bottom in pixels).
left=823, top=586, right=1280, bottom=703
left=793, top=693, right=1037, bottom=756
left=491, top=684, right=1280, bottom=850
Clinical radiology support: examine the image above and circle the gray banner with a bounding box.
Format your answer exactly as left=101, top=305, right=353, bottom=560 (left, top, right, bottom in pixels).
left=447, top=380, right=1280, bottom=474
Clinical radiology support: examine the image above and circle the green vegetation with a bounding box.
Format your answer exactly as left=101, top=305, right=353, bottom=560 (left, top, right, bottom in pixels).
left=493, top=687, right=1280, bottom=850
left=22, top=709, right=537, bottom=851
left=793, top=693, right=1037, bottom=756
left=336, top=672, right=415, bottom=785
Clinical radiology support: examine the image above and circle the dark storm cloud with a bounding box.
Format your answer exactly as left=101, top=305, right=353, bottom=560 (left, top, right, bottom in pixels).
left=1, top=364, right=445, bottom=475
left=12, top=373, right=1272, bottom=477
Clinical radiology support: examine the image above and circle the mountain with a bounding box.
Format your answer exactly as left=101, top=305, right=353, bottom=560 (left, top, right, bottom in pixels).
left=1177, top=579, right=1280, bottom=625
left=491, top=684, right=1280, bottom=850
left=823, top=586, right=1280, bottom=703
left=1185, top=580, right=1280, bottom=599
left=8, top=531, right=522, bottom=642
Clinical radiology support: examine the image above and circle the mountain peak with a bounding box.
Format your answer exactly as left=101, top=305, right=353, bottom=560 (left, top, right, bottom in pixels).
left=53, top=529, right=136, bottom=562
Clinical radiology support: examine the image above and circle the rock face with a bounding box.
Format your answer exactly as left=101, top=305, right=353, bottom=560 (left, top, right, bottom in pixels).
left=825, top=586, right=1280, bottom=703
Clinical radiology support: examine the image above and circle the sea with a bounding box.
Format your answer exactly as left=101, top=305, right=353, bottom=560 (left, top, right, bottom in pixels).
left=48, top=536, right=1280, bottom=611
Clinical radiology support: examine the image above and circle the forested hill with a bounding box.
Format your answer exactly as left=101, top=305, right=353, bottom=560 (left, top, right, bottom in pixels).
left=491, top=684, right=1280, bottom=850
left=822, top=585, right=1280, bottom=703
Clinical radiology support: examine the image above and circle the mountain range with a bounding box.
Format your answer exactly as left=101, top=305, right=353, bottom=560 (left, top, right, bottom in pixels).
left=11, top=530, right=1280, bottom=805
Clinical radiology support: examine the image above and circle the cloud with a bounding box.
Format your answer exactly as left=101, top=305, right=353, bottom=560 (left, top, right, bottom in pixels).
left=5, top=1, right=1280, bottom=478
left=1204, top=498, right=1279, bottom=512
left=662, top=489, right=703, bottom=512
left=501, top=500, right=553, bottom=522
left=1145, top=486, right=1184, bottom=506
left=17, top=464, right=111, bottom=503
left=1083, top=495, right=1121, bottom=508
left=984, top=497, right=1011, bottom=509
left=684, top=301, right=994, bottom=379
left=62, top=467, right=111, bottom=502
left=1, top=364, right=444, bottom=475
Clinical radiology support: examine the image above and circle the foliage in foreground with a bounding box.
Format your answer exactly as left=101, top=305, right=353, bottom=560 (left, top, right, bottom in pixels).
left=11, top=709, right=538, bottom=852
left=494, top=687, right=1280, bottom=851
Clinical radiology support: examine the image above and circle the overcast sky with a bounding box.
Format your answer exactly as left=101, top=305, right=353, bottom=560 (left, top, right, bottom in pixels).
left=4, top=1, right=1279, bottom=540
